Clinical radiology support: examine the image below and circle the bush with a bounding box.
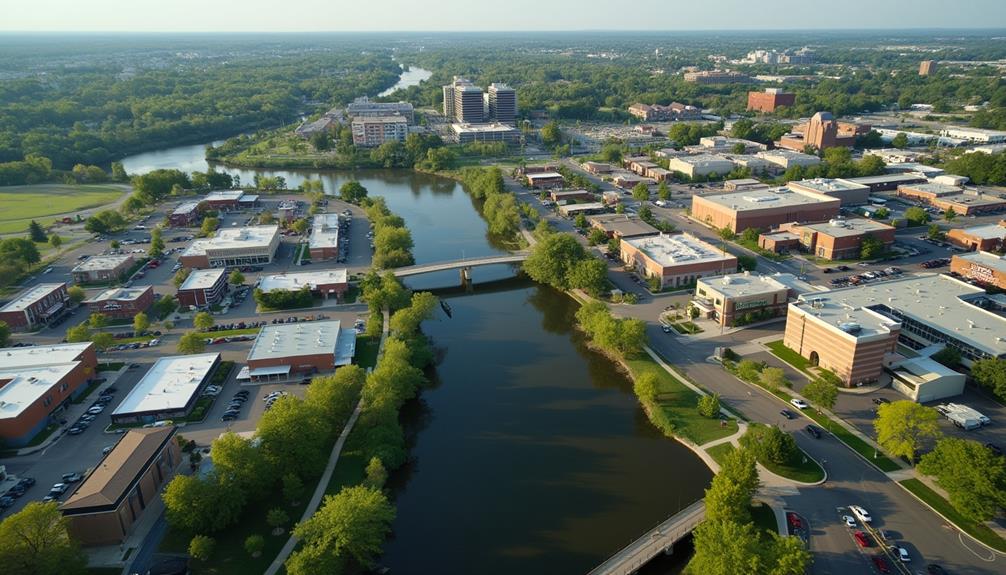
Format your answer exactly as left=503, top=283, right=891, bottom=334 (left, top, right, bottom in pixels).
left=697, top=393, right=721, bottom=418
left=254, top=286, right=314, bottom=310
left=189, top=535, right=216, bottom=561
left=245, top=534, right=265, bottom=556
left=740, top=424, right=798, bottom=465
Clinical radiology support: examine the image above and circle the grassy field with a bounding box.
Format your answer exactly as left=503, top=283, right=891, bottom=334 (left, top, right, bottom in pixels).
left=626, top=355, right=738, bottom=446
left=706, top=442, right=735, bottom=466
left=0, top=184, right=124, bottom=234
left=764, top=340, right=813, bottom=375
left=899, top=478, right=1006, bottom=553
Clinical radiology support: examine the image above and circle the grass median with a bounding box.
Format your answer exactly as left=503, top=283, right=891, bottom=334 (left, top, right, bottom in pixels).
left=704, top=435, right=824, bottom=483
left=899, top=478, right=1006, bottom=553
left=764, top=340, right=813, bottom=375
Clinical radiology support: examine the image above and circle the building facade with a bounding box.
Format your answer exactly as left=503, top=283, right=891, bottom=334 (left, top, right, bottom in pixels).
left=112, top=354, right=221, bottom=424
left=777, top=112, right=870, bottom=152
left=919, top=60, right=938, bottom=76
left=351, top=115, right=408, bottom=147
left=246, top=320, right=356, bottom=381
left=257, top=270, right=349, bottom=300
left=787, top=178, right=870, bottom=206
left=488, top=83, right=517, bottom=125
left=179, top=225, right=281, bottom=269
left=946, top=224, right=1006, bottom=252
left=691, top=187, right=841, bottom=233
left=667, top=154, right=735, bottom=178
left=308, top=213, right=344, bottom=261
left=620, top=233, right=737, bottom=289
left=168, top=201, right=202, bottom=227
left=84, top=286, right=154, bottom=320
left=784, top=218, right=896, bottom=260
left=0, top=283, right=70, bottom=332
left=346, top=96, right=415, bottom=123
left=747, top=88, right=796, bottom=113
left=694, top=273, right=807, bottom=327
left=950, top=252, right=1006, bottom=289
left=71, top=254, right=135, bottom=285
left=176, top=268, right=229, bottom=309
left=450, top=122, right=520, bottom=145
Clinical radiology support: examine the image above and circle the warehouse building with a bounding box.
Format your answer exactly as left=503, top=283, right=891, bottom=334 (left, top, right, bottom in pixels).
left=0, top=342, right=98, bottom=447
left=787, top=178, right=871, bottom=206
left=755, top=149, right=822, bottom=170
left=245, top=320, right=357, bottom=382
left=846, top=173, right=928, bottom=193
left=61, top=427, right=181, bottom=546
left=946, top=223, right=1006, bottom=252
left=176, top=268, right=229, bottom=309
left=0, top=283, right=70, bottom=332
left=202, top=190, right=258, bottom=211
left=667, top=154, right=735, bottom=178
left=84, top=286, right=154, bottom=320
left=71, top=254, right=135, bottom=285
left=111, top=354, right=221, bottom=424
left=620, top=233, right=737, bottom=289
left=587, top=214, right=660, bottom=239
left=257, top=270, right=349, bottom=300
left=691, top=186, right=841, bottom=233
left=888, top=356, right=966, bottom=403
left=898, top=183, right=1006, bottom=216
left=179, top=225, right=281, bottom=269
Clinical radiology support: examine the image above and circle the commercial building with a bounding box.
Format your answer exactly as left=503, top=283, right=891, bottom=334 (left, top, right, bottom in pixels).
left=846, top=173, right=928, bottom=193
left=587, top=214, right=659, bottom=239
left=0, top=342, right=98, bottom=447
left=557, top=202, right=607, bottom=217
left=693, top=272, right=812, bottom=327
left=787, top=178, right=871, bottom=206
left=613, top=174, right=647, bottom=189
left=71, top=254, right=135, bottom=285
left=176, top=268, right=229, bottom=309
left=550, top=189, right=595, bottom=203
left=667, top=154, right=735, bottom=178
left=442, top=76, right=468, bottom=119
left=488, top=83, right=517, bottom=125
left=620, top=233, right=737, bottom=289
left=898, top=183, right=1006, bottom=215
left=60, top=427, right=181, bottom=546
left=946, top=223, right=1006, bottom=252
left=786, top=274, right=1006, bottom=388
left=168, top=201, right=202, bottom=227
left=889, top=356, right=965, bottom=403
left=246, top=320, right=357, bottom=381
left=454, top=82, right=485, bottom=124
left=919, top=60, right=938, bottom=76
left=755, top=149, right=822, bottom=170
left=582, top=161, right=612, bottom=175
left=257, top=270, right=349, bottom=300
left=526, top=172, right=566, bottom=189
left=84, top=286, right=154, bottom=320
left=747, top=88, right=796, bottom=113
left=885, top=162, right=945, bottom=178
left=691, top=186, right=841, bottom=233
left=697, top=136, right=767, bottom=154
left=627, top=102, right=702, bottom=121
left=308, top=213, right=344, bottom=261
left=683, top=70, right=750, bottom=84
left=776, top=112, right=871, bottom=152
left=897, top=182, right=962, bottom=202
left=0, top=283, right=70, bottom=332
left=450, top=122, right=520, bottom=145
left=346, top=96, right=415, bottom=124
left=724, top=178, right=769, bottom=192
left=202, top=190, right=258, bottom=212
left=628, top=159, right=658, bottom=176
left=351, top=115, right=408, bottom=147
left=111, top=354, right=221, bottom=424
left=758, top=231, right=801, bottom=254
left=939, top=127, right=1006, bottom=144
left=950, top=251, right=1006, bottom=289
left=179, top=225, right=281, bottom=269
left=784, top=218, right=896, bottom=260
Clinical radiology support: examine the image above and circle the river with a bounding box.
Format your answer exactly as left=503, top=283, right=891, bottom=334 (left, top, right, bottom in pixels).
left=118, top=74, right=711, bottom=572
left=379, top=64, right=433, bottom=97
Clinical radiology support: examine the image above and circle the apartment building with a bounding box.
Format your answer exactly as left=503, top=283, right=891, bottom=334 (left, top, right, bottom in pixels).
left=346, top=96, right=415, bottom=123
left=351, top=115, right=408, bottom=147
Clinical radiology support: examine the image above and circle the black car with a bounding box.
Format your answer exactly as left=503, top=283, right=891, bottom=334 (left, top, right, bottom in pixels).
left=17, top=477, right=35, bottom=488
left=837, top=265, right=851, bottom=271
left=822, top=267, right=834, bottom=273
left=872, top=397, right=890, bottom=405
left=780, top=409, right=795, bottom=419
left=805, top=425, right=822, bottom=439
left=221, top=413, right=238, bottom=422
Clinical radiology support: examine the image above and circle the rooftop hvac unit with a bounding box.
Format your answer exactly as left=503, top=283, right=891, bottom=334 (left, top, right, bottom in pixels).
left=838, top=322, right=862, bottom=334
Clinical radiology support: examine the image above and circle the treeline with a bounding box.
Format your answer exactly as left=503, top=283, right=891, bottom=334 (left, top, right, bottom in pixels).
left=455, top=167, right=522, bottom=244
left=778, top=147, right=886, bottom=183
left=363, top=196, right=415, bottom=269
left=254, top=285, right=314, bottom=311
left=523, top=229, right=609, bottom=297
left=942, top=150, right=1006, bottom=186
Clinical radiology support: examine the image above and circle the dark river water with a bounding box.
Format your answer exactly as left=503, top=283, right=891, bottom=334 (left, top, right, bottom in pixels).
left=119, top=128, right=711, bottom=574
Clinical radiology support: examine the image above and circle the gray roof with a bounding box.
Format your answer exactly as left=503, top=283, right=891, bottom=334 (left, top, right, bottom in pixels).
left=247, top=320, right=348, bottom=362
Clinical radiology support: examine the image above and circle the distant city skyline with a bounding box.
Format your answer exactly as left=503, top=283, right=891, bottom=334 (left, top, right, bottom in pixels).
left=3, top=0, right=1006, bottom=32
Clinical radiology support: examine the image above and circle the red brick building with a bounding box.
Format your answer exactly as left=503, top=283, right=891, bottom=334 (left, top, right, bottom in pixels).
left=168, top=201, right=202, bottom=227
left=0, top=283, right=70, bottom=332
left=747, top=88, right=796, bottom=113
left=84, top=286, right=154, bottom=320
left=691, top=187, right=841, bottom=233
left=950, top=252, right=1006, bottom=289
left=176, top=268, right=229, bottom=309
left=246, top=320, right=357, bottom=381
left=782, top=218, right=896, bottom=260
left=758, top=231, right=801, bottom=254
left=947, top=224, right=1006, bottom=252
left=620, top=233, right=737, bottom=289
left=777, top=112, right=870, bottom=152
left=0, top=342, right=98, bottom=447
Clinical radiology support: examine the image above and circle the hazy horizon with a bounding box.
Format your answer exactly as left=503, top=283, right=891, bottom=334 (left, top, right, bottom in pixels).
left=4, top=0, right=1006, bottom=33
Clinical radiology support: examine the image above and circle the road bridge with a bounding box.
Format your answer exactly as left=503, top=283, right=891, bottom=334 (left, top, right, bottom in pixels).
left=587, top=500, right=706, bottom=575
left=391, top=253, right=529, bottom=282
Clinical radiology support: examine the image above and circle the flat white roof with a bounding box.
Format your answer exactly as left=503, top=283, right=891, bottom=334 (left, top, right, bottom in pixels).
left=698, top=187, right=839, bottom=212
left=72, top=254, right=133, bottom=273
left=0, top=342, right=92, bottom=369
left=669, top=154, right=734, bottom=167
left=178, top=268, right=227, bottom=291
left=85, top=286, right=150, bottom=303
left=558, top=202, right=606, bottom=214
left=309, top=214, right=341, bottom=251
left=335, top=329, right=357, bottom=366
left=955, top=251, right=1006, bottom=273
left=0, top=363, right=79, bottom=420
left=526, top=172, right=564, bottom=180
left=112, top=353, right=220, bottom=416
left=757, top=149, right=821, bottom=162
left=802, top=218, right=894, bottom=238
left=183, top=225, right=279, bottom=257
left=247, top=320, right=352, bottom=362
left=956, top=224, right=1006, bottom=240
left=173, top=201, right=201, bottom=215
left=698, top=272, right=810, bottom=299
left=204, top=190, right=244, bottom=202
left=0, top=284, right=65, bottom=313
left=625, top=233, right=736, bottom=268
left=451, top=122, right=519, bottom=134
left=258, top=270, right=348, bottom=293
left=790, top=178, right=869, bottom=194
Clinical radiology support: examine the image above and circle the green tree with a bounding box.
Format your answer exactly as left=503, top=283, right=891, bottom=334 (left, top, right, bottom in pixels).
left=193, top=311, right=214, bottom=332
left=48, top=234, right=62, bottom=250
left=657, top=180, right=671, bottom=200
left=927, top=223, right=944, bottom=241
left=245, top=534, right=265, bottom=557
left=291, top=218, right=310, bottom=235
left=339, top=181, right=369, bottom=203
left=304, top=365, right=365, bottom=426
left=615, top=203, right=625, bottom=214
left=28, top=220, right=47, bottom=243
left=0, top=501, right=87, bottom=575
left=87, top=312, right=108, bottom=329
left=90, top=331, right=114, bottom=351
left=211, top=432, right=275, bottom=500
left=859, top=234, right=884, bottom=260
left=718, top=226, right=736, bottom=241
left=566, top=257, right=609, bottom=296
left=905, top=206, right=931, bottom=226
left=736, top=359, right=762, bottom=382
left=132, top=312, right=150, bottom=334
left=200, top=217, right=219, bottom=237
left=111, top=161, right=128, bottom=182
left=731, top=142, right=747, bottom=155
left=737, top=254, right=757, bottom=272
left=540, top=121, right=563, bottom=148
left=891, top=132, right=910, bottom=149
left=931, top=346, right=961, bottom=369
left=288, top=486, right=396, bottom=571
left=944, top=206, right=957, bottom=222
left=110, top=240, right=120, bottom=250
left=704, top=448, right=759, bottom=523
left=177, top=331, right=207, bottom=354
left=971, top=358, right=1006, bottom=400
left=632, top=182, right=650, bottom=202
left=364, top=457, right=388, bottom=489
left=760, top=367, right=787, bottom=391
left=523, top=232, right=589, bottom=290
left=587, top=228, right=608, bottom=246
left=740, top=424, right=798, bottom=465
left=188, top=535, right=216, bottom=562
left=0, top=238, right=41, bottom=267
left=65, top=323, right=91, bottom=343
left=283, top=472, right=306, bottom=506
left=259, top=396, right=332, bottom=480
left=574, top=213, right=587, bottom=229
left=874, top=401, right=942, bottom=461
left=172, top=267, right=191, bottom=288
left=918, top=437, right=1006, bottom=522
left=267, top=508, right=290, bottom=531
left=802, top=378, right=838, bottom=412
left=84, top=210, right=126, bottom=234
left=149, top=227, right=165, bottom=259
left=164, top=475, right=243, bottom=534
left=228, top=269, right=245, bottom=286
left=697, top=393, right=721, bottom=418
left=873, top=207, right=890, bottom=219
left=690, top=520, right=764, bottom=575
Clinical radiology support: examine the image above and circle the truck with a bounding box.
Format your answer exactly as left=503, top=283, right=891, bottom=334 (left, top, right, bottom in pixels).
left=936, top=403, right=990, bottom=430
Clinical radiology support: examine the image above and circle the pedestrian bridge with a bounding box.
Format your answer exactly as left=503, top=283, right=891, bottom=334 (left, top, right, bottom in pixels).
left=391, top=253, right=529, bottom=278
left=587, top=500, right=706, bottom=575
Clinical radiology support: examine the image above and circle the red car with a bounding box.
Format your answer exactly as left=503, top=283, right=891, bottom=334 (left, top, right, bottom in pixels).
left=854, top=531, right=870, bottom=548
left=871, top=556, right=891, bottom=573
left=786, top=513, right=801, bottom=528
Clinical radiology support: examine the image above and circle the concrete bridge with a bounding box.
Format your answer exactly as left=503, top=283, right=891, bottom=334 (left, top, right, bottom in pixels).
left=587, top=500, right=706, bottom=575
left=391, top=253, right=529, bottom=281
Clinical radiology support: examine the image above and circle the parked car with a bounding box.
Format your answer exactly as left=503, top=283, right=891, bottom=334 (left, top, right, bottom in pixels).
left=872, top=556, right=891, bottom=574
left=789, top=398, right=808, bottom=410
left=805, top=425, right=822, bottom=439
left=61, top=472, right=83, bottom=483
left=842, top=515, right=856, bottom=528
left=872, top=397, right=891, bottom=405
left=854, top=530, right=870, bottom=547
left=849, top=505, right=872, bottom=523
left=86, top=406, right=104, bottom=415
left=897, top=547, right=910, bottom=562
left=48, top=483, right=68, bottom=496
left=67, top=426, right=84, bottom=435
left=780, top=409, right=794, bottom=420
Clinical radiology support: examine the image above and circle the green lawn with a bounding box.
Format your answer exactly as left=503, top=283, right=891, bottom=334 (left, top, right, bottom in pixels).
left=670, top=321, right=703, bottom=334
left=705, top=436, right=824, bottom=483
left=899, top=478, right=1006, bottom=553
left=0, top=184, right=125, bottom=233
left=96, top=362, right=125, bottom=372
left=764, top=340, right=813, bottom=375
left=626, top=355, right=738, bottom=446
left=181, top=396, right=214, bottom=423
left=750, top=501, right=779, bottom=538
left=23, top=423, right=60, bottom=448
left=353, top=335, right=380, bottom=370
left=706, top=442, right=735, bottom=466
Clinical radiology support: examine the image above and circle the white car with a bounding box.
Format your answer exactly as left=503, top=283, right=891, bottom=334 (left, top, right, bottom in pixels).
left=897, top=547, right=910, bottom=562
left=148, top=338, right=160, bottom=346
left=86, top=405, right=104, bottom=415
left=849, top=505, right=872, bottom=523
left=841, top=515, right=856, bottom=528
left=790, top=398, right=809, bottom=410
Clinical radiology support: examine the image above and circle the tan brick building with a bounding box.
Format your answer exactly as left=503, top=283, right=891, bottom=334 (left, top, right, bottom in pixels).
left=691, top=187, right=840, bottom=233
left=747, top=88, right=796, bottom=113
left=620, top=233, right=737, bottom=289
left=61, top=427, right=181, bottom=546
left=950, top=251, right=1006, bottom=289
left=946, top=224, right=1006, bottom=252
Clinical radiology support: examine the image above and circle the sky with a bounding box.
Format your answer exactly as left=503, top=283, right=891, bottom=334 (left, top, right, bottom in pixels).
left=2, top=0, right=1005, bottom=32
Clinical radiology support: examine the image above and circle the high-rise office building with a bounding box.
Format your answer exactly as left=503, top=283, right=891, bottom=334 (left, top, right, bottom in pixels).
left=919, top=60, right=938, bottom=76
left=443, top=76, right=477, bottom=120
left=454, top=83, right=485, bottom=124
left=488, top=83, right=517, bottom=126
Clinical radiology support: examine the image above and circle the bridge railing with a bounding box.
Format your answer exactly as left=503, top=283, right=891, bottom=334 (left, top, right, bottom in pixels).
left=587, top=500, right=706, bottom=575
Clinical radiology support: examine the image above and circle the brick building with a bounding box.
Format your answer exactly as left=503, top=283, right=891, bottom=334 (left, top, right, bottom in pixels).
left=0, top=283, right=70, bottom=332
left=84, top=286, right=154, bottom=320
left=550, top=190, right=596, bottom=203
left=176, top=268, right=229, bottom=309
left=168, top=201, right=202, bottom=227
left=782, top=218, right=896, bottom=260
left=246, top=320, right=357, bottom=381
left=257, top=270, right=349, bottom=300
left=587, top=214, right=659, bottom=239
left=691, top=187, right=840, bottom=233
left=582, top=161, right=612, bottom=175
left=627, top=102, right=702, bottom=121
left=61, top=427, right=181, bottom=546
left=758, top=231, right=801, bottom=254
left=179, top=225, right=281, bottom=269
left=950, top=251, right=1006, bottom=289
left=787, top=178, right=871, bottom=206
left=777, top=112, right=870, bottom=152
left=0, top=342, right=98, bottom=447
left=308, top=214, right=343, bottom=261
left=525, top=172, right=566, bottom=189
left=693, top=272, right=811, bottom=328
left=946, top=224, right=1006, bottom=252
left=71, top=254, right=135, bottom=285
left=620, top=233, right=737, bottom=289
left=898, top=183, right=1006, bottom=216
left=747, top=88, right=796, bottom=113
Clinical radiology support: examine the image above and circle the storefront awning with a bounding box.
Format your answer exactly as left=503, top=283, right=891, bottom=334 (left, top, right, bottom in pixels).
left=248, top=365, right=291, bottom=377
